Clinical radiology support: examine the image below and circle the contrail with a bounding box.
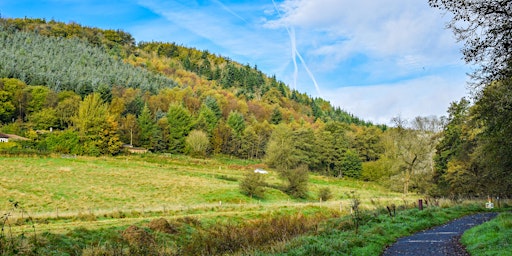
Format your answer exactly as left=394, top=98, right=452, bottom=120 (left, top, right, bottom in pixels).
left=271, top=0, right=322, bottom=96
left=289, top=26, right=299, bottom=89
left=214, top=0, right=248, bottom=23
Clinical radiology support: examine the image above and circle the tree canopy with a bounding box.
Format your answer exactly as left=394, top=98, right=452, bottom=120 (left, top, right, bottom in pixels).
left=429, top=0, right=512, bottom=87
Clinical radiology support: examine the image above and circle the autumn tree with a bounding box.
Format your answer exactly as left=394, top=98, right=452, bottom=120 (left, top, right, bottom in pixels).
left=185, top=129, right=210, bottom=157
left=470, top=79, right=512, bottom=195
left=55, top=90, right=80, bottom=128
left=390, top=116, right=440, bottom=194
left=72, top=93, right=121, bottom=155
left=265, top=124, right=300, bottom=170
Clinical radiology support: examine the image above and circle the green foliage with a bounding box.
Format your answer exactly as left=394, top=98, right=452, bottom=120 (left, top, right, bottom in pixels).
left=72, top=93, right=107, bottom=140
left=340, top=150, right=363, bottom=178
left=264, top=124, right=300, bottom=170
left=0, top=90, right=15, bottom=123
left=137, top=104, right=157, bottom=150
left=270, top=107, right=282, bottom=124
left=239, top=171, right=266, bottom=199
left=44, top=130, right=80, bottom=154
left=281, top=165, right=309, bottom=199
left=195, top=104, right=218, bottom=135
left=226, top=110, right=245, bottom=135
left=167, top=104, right=193, bottom=153
left=28, top=108, right=58, bottom=130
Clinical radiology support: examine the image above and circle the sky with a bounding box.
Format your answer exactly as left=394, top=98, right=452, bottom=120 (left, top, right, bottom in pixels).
left=0, top=0, right=471, bottom=125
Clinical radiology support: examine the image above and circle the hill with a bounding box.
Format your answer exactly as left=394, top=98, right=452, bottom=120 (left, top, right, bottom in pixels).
left=0, top=17, right=372, bottom=126
left=0, top=17, right=389, bottom=178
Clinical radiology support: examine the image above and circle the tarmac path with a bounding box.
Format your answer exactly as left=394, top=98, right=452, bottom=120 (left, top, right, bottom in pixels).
left=382, top=212, right=497, bottom=256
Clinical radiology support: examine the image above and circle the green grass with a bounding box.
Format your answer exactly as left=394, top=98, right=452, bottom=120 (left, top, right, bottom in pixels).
left=0, top=154, right=401, bottom=217
left=2, top=154, right=499, bottom=255
left=256, top=204, right=488, bottom=256
left=461, top=212, right=512, bottom=256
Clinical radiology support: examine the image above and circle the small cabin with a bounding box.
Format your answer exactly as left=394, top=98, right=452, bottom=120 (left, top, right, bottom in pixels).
left=0, top=133, right=29, bottom=142
left=0, top=133, right=8, bottom=143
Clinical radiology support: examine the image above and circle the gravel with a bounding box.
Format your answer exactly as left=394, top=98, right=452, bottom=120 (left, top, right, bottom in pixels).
left=381, top=212, right=497, bottom=256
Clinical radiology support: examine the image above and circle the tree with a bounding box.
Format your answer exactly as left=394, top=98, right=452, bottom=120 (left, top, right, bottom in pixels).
left=264, top=124, right=300, bottom=170
left=390, top=116, right=439, bottom=194
left=55, top=91, right=80, bottom=128
left=185, top=130, right=210, bottom=157
left=470, top=79, right=512, bottom=195
left=227, top=110, right=245, bottom=155
left=227, top=111, right=245, bottom=135
left=28, top=108, right=58, bottom=130
left=195, top=104, right=218, bottom=135
left=72, top=93, right=107, bottom=140
left=281, top=165, right=309, bottom=199
left=71, top=93, right=122, bottom=155
left=433, top=98, right=472, bottom=195
left=429, top=0, right=512, bottom=86
left=0, top=90, right=15, bottom=123
left=98, top=114, right=123, bottom=155
left=270, top=107, right=282, bottom=125
left=138, top=104, right=156, bottom=149
left=167, top=103, right=193, bottom=153
left=340, top=150, right=363, bottom=179
left=120, top=113, right=139, bottom=146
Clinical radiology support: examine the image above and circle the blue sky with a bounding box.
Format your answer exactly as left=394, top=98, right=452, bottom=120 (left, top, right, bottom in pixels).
left=1, top=0, right=471, bottom=124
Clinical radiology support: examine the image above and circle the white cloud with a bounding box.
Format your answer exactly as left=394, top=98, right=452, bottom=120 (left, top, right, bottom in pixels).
left=265, top=0, right=464, bottom=85
left=323, top=74, right=469, bottom=125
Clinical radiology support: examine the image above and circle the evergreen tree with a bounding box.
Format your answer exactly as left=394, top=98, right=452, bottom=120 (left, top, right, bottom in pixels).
left=138, top=104, right=156, bottom=150
left=167, top=103, right=193, bottom=153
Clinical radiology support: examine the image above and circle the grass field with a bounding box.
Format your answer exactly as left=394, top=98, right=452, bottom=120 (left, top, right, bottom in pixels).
left=1, top=154, right=405, bottom=220
left=5, top=154, right=496, bottom=255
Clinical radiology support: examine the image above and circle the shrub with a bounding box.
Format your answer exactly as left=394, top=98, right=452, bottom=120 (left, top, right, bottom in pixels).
left=239, top=171, right=266, bottom=199
left=281, top=165, right=309, bottom=199
left=319, top=187, right=333, bottom=201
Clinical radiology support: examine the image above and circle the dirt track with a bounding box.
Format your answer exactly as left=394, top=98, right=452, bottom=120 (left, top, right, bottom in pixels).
left=382, top=212, right=497, bottom=256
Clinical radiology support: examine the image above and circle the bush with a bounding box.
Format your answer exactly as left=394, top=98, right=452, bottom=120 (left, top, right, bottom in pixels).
left=318, top=187, right=333, bottom=201
left=239, top=171, right=266, bottom=199
left=281, top=165, right=309, bottom=199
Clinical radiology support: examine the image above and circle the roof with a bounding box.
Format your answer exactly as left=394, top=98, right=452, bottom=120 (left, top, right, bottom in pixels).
left=0, top=133, right=29, bottom=140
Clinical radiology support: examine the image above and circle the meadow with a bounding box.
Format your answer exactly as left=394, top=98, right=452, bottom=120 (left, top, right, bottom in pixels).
left=0, top=154, right=404, bottom=220
left=0, top=154, right=503, bottom=255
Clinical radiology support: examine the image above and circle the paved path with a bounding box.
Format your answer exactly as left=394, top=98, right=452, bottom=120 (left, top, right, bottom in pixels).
left=382, top=212, right=497, bottom=256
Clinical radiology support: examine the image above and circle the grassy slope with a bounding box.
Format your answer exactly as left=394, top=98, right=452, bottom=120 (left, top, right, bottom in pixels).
left=2, top=155, right=505, bottom=255
left=461, top=212, right=512, bottom=256
left=0, top=155, right=403, bottom=229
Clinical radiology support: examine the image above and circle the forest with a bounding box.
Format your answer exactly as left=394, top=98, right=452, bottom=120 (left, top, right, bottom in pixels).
left=0, top=9, right=511, bottom=198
